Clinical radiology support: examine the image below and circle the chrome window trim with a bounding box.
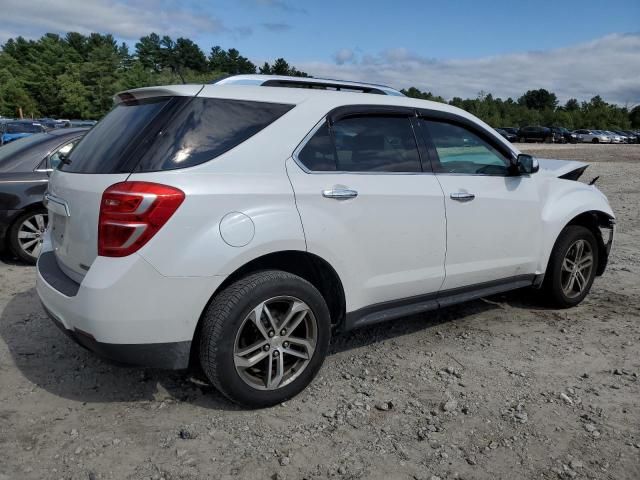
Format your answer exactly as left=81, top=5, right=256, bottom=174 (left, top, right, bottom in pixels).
left=291, top=116, right=434, bottom=176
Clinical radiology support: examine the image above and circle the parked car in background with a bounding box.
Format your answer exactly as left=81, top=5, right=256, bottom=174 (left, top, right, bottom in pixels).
left=0, top=121, right=46, bottom=146
left=0, top=128, right=87, bottom=263
left=517, top=126, right=562, bottom=143
left=37, top=118, right=61, bottom=130
left=611, top=130, right=632, bottom=143
left=549, top=127, right=578, bottom=144
left=495, top=128, right=517, bottom=142
left=499, top=127, right=519, bottom=138
left=70, top=119, right=97, bottom=128
left=620, top=131, right=639, bottom=143
left=36, top=76, right=615, bottom=407
left=574, top=129, right=611, bottom=143
left=602, top=131, right=623, bottom=144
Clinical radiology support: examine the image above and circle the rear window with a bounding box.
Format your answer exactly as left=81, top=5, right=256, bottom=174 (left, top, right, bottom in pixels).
left=60, top=97, right=293, bottom=173
left=60, top=97, right=171, bottom=173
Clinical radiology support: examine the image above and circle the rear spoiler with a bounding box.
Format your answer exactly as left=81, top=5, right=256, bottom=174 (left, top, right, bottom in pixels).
left=113, top=85, right=204, bottom=104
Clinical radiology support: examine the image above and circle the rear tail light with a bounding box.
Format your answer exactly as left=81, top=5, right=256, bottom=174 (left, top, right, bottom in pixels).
left=98, top=182, right=185, bottom=257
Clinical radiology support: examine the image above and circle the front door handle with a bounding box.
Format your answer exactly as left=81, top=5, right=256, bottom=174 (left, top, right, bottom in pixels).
left=322, top=189, right=358, bottom=200
left=450, top=192, right=475, bottom=202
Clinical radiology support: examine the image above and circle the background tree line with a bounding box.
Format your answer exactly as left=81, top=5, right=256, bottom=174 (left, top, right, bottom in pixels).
left=1, top=31, right=638, bottom=129
left=402, top=87, right=638, bottom=130
left=0, top=32, right=308, bottom=119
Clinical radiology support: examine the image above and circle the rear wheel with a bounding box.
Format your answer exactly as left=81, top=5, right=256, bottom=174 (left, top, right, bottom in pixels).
left=199, top=270, right=331, bottom=408
left=543, top=226, right=598, bottom=308
left=9, top=209, right=48, bottom=264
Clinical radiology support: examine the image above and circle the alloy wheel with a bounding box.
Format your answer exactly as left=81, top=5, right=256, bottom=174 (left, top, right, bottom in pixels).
left=17, top=212, right=47, bottom=260
left=560, top=239, right=594, bottom=299
left=234, top=296, right=317, bottom=391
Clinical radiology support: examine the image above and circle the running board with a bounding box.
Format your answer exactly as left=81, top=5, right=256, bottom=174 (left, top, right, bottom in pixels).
left=343, top=275, right=537, bottom=331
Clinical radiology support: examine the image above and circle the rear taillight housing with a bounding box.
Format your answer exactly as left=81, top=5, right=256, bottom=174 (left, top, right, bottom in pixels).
left=98, top=182, right=185, bottom=257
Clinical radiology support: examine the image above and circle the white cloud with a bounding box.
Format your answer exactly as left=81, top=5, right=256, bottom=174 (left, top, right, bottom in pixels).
left=334, top=48, right=355, bottom=65
left=0, top=0, right=226, bottom=42
left=312, top=34, right=640, bottom=105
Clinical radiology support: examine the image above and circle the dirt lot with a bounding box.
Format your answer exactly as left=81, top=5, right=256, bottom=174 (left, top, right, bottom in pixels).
left=1, top=144, right=639, bottom=480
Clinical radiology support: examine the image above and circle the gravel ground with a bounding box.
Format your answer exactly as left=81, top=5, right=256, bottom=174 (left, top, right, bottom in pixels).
left=1, top=144, right=639, bottom=480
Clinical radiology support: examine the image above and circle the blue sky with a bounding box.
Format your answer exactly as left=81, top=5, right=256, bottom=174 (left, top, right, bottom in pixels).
left=2, top=0, right=639, bottom=104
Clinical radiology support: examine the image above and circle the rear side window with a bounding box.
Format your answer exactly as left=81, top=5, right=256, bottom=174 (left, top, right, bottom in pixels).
left=61, top=97, right=293, bottom=173
left=298, top=116, right=421, bottom=173
left=134, top=98, right=292, bottom=172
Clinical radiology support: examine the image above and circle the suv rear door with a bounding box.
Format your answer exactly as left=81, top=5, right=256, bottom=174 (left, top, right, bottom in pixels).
left=287, top=107, right=446, bottom=315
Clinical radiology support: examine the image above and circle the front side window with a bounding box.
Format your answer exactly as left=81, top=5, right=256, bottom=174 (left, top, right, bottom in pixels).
left=298, top=115, right=421, bottom=173
left=421, top=120, right=511, bottom=175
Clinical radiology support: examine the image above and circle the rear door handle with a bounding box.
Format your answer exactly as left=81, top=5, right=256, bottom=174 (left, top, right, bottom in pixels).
left=450, top=192, right=475, bottom=202
left=322, top=189, right=358, bottom=200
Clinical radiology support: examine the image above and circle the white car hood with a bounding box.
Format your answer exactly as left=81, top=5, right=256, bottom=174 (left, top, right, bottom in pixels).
left=536, top=158, right=588, bottom=178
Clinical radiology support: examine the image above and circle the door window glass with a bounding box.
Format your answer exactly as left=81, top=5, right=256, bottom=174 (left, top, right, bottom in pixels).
left=49, top=141, right=77, bottom=169
left=298, top=116, right=421, bottom=173
left=422, top=120, right=510, bottom=175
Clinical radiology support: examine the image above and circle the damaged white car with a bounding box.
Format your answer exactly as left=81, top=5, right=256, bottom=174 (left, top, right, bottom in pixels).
left=37, top=75, right=615, bottom=407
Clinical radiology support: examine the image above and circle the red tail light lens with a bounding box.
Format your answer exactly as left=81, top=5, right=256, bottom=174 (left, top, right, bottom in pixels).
left=98, top=182, right=185, bottom=257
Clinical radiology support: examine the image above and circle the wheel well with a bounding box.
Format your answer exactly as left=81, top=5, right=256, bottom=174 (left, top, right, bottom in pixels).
left=188, top=251, right=346, bottom=369
left=567, top=210, right=614, bottom=276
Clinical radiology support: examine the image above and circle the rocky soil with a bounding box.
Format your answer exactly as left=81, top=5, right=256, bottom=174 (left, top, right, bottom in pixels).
left=0, top=144, right=639, bottom=480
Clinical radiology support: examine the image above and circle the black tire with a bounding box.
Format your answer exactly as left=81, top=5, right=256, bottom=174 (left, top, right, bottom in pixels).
left=8, top=209, right=47, bottom=264
left=543, top=225, right=599, bottom=308
left=199, top=270, right=331, bottom=408
left=592, top=138, right=599, bottom=144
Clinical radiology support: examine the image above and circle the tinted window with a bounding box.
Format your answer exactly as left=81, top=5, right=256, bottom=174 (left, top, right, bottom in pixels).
left=61, top=97, right=292, bottom=173
left=135, top=98, right=292, bottom=171
left=298, top=116, right=421, bottom=173
left=60, top=97, right=171, bottom=173
left=298, top=123, right=337, bottom=171
left=422, top=120, right=510, bottom=175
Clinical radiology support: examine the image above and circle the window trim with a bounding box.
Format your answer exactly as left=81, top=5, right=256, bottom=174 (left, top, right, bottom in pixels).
left=417, top=110, right=518, bottom=177
left=292, top=105, right=432, bottom=175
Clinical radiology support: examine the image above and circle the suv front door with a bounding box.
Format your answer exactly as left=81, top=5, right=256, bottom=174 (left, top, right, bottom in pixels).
left=287, top=109, right=447, bottom=315
left=417, top=117, right=542, bottom=291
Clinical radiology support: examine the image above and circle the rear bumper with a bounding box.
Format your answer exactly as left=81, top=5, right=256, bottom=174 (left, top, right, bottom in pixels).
left=43, top=302, right=192, bottom=369
left=36, top=247, right=225, bottom=369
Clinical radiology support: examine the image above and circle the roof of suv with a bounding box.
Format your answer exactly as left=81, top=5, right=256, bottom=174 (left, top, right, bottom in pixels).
left=211, top=74, right=405, bottom=96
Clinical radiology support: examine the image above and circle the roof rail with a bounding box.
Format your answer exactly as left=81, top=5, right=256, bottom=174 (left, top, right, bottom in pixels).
left=211, top=74, right=404, bottom=96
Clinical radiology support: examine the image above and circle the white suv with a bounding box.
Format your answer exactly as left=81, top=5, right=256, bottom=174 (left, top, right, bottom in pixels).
left=37, top=76, right=615, bottom=407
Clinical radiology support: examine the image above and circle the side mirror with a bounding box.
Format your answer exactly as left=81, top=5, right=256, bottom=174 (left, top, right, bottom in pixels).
left=515, top=154, right=539, bottom=175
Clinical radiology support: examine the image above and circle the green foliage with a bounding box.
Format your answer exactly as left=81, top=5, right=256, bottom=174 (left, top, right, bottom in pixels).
left=209, top=46, right=256, bottom=74
left=0, top=31, right=309, bottom=119
left=259, top=58, right=309, bottom=77
left=403, top=87, right=632, bottom=130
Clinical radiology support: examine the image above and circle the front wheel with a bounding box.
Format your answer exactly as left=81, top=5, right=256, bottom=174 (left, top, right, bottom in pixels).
left=543, top=226, right=598, bottom=308
left=199, top=270, right=331, bottom=408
